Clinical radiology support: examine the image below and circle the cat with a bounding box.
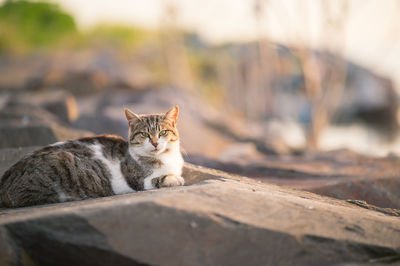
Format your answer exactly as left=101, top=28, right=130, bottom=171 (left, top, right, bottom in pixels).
left=0, top=106, right=184, bottom=208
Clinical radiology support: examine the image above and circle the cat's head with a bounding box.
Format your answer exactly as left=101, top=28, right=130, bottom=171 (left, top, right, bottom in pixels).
left=125, top=106, right=180, bottom=156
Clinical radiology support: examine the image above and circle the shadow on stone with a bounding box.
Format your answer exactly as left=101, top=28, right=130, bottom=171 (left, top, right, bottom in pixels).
left=5, top=214, right=149, bottom=266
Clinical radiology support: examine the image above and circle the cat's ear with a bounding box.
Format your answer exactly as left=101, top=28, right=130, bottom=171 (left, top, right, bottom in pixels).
left=124, top=107, right=141, bottom=123
left=165, top=105, right=179, bottom=126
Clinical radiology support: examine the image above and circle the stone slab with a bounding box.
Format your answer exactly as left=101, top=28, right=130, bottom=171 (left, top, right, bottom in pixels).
left=0, top=164, right=399, bottom=266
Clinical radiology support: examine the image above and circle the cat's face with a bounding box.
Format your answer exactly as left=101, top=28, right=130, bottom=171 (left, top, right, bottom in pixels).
left=125, top=106, right=179, bottom=156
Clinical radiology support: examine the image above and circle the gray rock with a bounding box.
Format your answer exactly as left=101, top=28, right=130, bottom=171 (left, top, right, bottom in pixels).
left=0, top=161, right=399, bottom=266
left=8, top=90, right=80, bottom=123
left=0, top=125, right=57, bottom=149
left=0, top=104, right=92, bottom=148
left=186, top=151, right=400, bottom=210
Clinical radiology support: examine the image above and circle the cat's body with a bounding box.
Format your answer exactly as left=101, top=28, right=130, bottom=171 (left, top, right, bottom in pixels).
left=0, top=106, right=184, bottom=208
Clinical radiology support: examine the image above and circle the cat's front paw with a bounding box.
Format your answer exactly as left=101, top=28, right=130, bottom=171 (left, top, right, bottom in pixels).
left=160, top=174, right=185, bottom=187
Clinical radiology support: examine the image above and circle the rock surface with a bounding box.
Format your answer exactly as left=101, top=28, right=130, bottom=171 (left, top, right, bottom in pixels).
left=1, top=163, right=400, bottom=266
left=0, top=99, right=92, bottom=148
left=186, top=150, right=400, bottom=210
left=5, top=90, right=80, bottom=123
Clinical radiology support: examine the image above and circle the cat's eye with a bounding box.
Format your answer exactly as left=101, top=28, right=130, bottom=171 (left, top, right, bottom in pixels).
left=141, top=132, right=149, bottom=138
left=159, top=130, right=167, bottom=137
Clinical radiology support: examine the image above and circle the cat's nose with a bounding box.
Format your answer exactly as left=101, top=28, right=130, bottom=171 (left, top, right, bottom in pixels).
left=151, top=142, right=158, bottom=148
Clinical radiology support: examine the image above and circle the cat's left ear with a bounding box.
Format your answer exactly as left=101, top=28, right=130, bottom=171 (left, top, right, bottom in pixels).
left=165, top=105, right=179, bottom=127
left=124, top=107, right=141, bottom=124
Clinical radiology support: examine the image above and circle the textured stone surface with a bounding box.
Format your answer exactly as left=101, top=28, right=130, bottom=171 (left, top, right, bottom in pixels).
left=0, top=104, right=91, bottom=148
left=186, top=150, right=400, bottom=210
left=0, top=125, right=57, bottom=148
left=6, top=90, right=80, bottom=123
left=1, top=162, right=400, bottom=266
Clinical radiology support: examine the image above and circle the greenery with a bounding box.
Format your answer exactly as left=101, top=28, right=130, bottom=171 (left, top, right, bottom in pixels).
left=0, top=0, right=77, bottom=52
left=84, top=25, right=150, bottom=50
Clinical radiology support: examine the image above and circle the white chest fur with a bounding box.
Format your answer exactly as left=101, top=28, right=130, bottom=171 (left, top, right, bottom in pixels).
left=143, top=148, right=184, bottom=190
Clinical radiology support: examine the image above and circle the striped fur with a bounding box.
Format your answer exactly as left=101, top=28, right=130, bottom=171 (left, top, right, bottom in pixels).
left=0, top=106, right=184, bottom=208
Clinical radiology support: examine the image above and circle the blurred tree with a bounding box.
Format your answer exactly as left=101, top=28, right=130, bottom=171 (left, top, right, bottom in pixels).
left=0, top=0, right=77, bottom=53
left=251, top=0, right=274, bottom=118
left=83, top=24, right=150, bottom=53
left=262, top=0, right=350, bottom=150
left=302, top=1, right=349, bottom=149
left=159, top=2, right=195, bottom=91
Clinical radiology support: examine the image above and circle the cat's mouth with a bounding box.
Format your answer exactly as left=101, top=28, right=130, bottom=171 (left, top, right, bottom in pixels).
left=151, top=148, right=162, bottom=154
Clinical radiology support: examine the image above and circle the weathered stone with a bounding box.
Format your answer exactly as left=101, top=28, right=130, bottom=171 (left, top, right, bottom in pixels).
left=6, top=90, right=80, bottom=123
left=0, top=125, right=57, bottom=149
left=309, top=177, right=400, bottom=211
left=186, top=151, right=400, bottom=210
left=0, top=104, right=92, bottom=148
left=0, top=160, right=400, bottom=266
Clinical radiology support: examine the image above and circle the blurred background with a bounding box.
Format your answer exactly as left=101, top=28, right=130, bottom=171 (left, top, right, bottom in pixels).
left=0, top=0, right=400, bottom=208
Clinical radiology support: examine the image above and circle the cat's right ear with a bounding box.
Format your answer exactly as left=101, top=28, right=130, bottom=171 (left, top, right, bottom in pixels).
left=124, top=107, right=141, bottom=124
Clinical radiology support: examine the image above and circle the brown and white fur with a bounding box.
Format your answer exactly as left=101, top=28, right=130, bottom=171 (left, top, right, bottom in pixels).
left=0, top=106, right=184, bottom=208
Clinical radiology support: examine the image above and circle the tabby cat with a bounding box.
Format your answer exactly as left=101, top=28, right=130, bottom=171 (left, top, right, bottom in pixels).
left=0, top=106, right=184, bottom=208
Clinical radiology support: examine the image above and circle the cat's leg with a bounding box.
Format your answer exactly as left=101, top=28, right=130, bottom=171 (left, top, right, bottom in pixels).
left=152, top=174, right=184, bottom=188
